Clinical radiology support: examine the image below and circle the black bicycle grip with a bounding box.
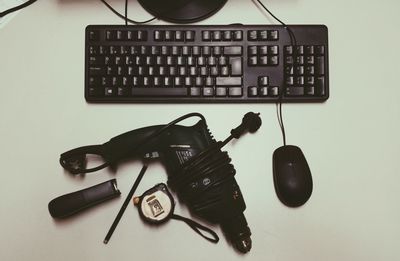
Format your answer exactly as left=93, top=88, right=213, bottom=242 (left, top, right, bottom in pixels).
left=48, top=179, right=121, bottom=218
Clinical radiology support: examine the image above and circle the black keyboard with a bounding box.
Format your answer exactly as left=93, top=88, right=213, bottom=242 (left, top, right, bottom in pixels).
left=85, top=24, right=329, bottom=103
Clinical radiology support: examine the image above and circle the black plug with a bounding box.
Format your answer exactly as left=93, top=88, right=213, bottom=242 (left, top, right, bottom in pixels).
left=59, top=154, right=87, bottom=175
left=230, top=112, right=262, bottom=139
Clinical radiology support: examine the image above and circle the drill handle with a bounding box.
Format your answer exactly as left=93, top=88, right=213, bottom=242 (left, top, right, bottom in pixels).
left=60, top=125, right=163, bottom=174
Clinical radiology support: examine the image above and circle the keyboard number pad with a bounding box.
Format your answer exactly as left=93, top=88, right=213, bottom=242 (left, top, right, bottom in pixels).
left=284, top=45, right=326, bottom=97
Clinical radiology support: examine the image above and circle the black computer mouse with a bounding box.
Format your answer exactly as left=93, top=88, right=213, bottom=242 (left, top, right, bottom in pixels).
left=273, top=145, right=313, bottom=207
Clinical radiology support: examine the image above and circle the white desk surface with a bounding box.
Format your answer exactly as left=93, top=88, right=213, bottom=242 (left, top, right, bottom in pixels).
left=1, top=0, right=399, bottom=260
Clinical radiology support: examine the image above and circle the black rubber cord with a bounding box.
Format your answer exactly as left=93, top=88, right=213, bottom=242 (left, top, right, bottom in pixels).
left=0, top=0, right=37, bottom=18
left=254, top=0, right=298, bottom=146
left=100, top=0, right=157, bottom=24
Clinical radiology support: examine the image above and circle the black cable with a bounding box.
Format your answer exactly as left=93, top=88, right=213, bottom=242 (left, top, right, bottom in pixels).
left=168, top=141, right=236, bottom=217
left=60, top=113, right=206, bottom=174
left=100, top=0, right=157, bottom=24
left=124, top=0, right=128, bottom=25
left=0, top=0, right=37, bottom=18
left=254, top=0, right=298, bottom=146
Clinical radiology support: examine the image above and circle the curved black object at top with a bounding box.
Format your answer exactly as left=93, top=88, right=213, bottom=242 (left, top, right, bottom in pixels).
left=138, top=0, right=228, bottom=23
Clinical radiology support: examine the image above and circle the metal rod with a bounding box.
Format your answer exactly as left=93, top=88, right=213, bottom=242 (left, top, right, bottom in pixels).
left=103, top=164, right=148, bottom=244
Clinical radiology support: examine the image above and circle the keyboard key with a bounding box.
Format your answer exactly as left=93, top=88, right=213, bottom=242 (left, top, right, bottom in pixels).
left=285, top=76, right=294, bottom=86
left=269, top=86, right=279, bottom=96
left=88, top=30, right=99, bottom=41
left=105, top=87, right=116, bottom=96
left=230, top=57, right=243, bottom=76
left=88, top=77, right=101, bottom=86
left=216, top=87, right=227, bottom=96
left=89, top=56, right=104, bottom=65
left=106, top=30, right=116, bottom=40
left=154, top=30, right=163, bottom=41
left=185, top=31, right=195, bottom=41
left=216, top=77, right=242, bottom=86
left=248, top=30, right=258, bottom=41
left=296, top=45, right=304, bottom=54
left=258, top=76, right=269, bottom=86
left=228, top=87, right=243, bottom=97
left=175, top=31, right=184, bottom=41
left=305, top=46, right=314, bottom=55
left=269, top=56, right=279, bottom=65
left=248, top=86, right=258, bottom=97
left=192, top=46, right=201, bottom=56
left=316, top=77, right=326, bottom=96
left=203, top=87, right=214, bottom=96
left=137, top=31, right=147, bottom=41
left=224, top=46, right=243, bottom=55
left=258, top=46, right=268, bottom=55
left=89, top=66, right=105, bottom=76
left=132, top=88, right=188, bottom=96
left=306, top=56, right=315, bottom=65
left=213, top=31, right=222, bottom=41
left=260, top=86, right=268, bottom=96
left=316, top=56, right=325, bottom=75
left=117, top=87, right=130, bottom=96
left=286, top=87, right=304, bottom=96
left=233, top=30, right=243, bottom=41
left=259, top=56, right=268, bottom=66
left=284, top=46, right=293, bottom=55
left=316, top=45, right=325, bottom=55
left=306, top=76, right=315, bottom=85
left=248, top=46, right=258, bottom=55
left=268, top=30, right=279, bottom=40
left=259, top=30, right=268, bottom=40
left=202, top=31, right=211, bottom=41
left=269, top=46, right=278, bottom=55
left=190, top=87, right=201, bottom=96
left=164, top=30, right=173, bottom=41
left=88, top=87, right=103, bottom=96
left=223, top=31, right=232, bottom=41
left=248, top=56, right=258, bottom=66
left=305, top=86, right=315, bottom=95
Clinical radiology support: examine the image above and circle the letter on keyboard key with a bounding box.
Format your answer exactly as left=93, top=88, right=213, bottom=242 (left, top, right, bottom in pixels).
left=216, top=77, right=242, bottom=86
left=132, top=88, right=188, bottom=97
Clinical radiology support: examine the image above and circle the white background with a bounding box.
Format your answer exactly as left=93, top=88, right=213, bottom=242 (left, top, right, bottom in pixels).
left=1, top=0, right=399, bottom=260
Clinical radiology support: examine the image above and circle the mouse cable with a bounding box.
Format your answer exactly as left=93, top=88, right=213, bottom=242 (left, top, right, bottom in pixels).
left=0, top=0, right=37, bottom=18
left=100, top=0, right=157, bottom=24
left=253, top=0, right=298, bottom=146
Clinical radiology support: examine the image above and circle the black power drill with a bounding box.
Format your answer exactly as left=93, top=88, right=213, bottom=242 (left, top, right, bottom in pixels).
left=60, top=112, right=261, bottom=253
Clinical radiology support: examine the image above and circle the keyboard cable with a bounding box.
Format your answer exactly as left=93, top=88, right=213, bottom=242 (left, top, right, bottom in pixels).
left=0, top=0, right=37, bottom=18
left=253, top=0, right=298, bottom=146
left=100, top=0, right=157, bottom=25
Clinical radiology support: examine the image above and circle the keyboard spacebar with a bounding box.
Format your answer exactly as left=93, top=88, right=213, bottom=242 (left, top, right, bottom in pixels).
left=132, top=88, right=188, bottom=96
